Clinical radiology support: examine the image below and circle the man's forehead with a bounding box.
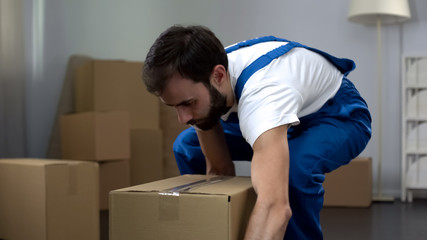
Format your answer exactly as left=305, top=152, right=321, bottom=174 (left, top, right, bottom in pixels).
left=159, top=88, right=195, bottom=107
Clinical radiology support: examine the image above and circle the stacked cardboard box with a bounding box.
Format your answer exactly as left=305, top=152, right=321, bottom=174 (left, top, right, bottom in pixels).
left=60, top=111, right=131, bottom=211
left=130, top=129, right=163, bottom=185
left=0, top=159, right=99, bottom=240
left=74, top=60, right=159, bottom=130
left=60, top=111, right=131, bottom=161
left=323, top=157, right=372, bottom=207
left=159, top=104, right=188, bottom=178
left=60, top=59, right=164, bottom=210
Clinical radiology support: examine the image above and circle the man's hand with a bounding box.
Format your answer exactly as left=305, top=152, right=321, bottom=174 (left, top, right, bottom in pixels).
left=196, top=122, right=236, bottom=176
left=244, top=125, right=292, bottom=240
left=205, top=158, right=235, bottom=176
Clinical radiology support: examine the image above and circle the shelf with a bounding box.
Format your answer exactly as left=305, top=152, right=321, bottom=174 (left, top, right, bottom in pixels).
left=402, top=55, right=427, bottom=202
left=407, top=185, right=427, bottom=189
left=405, top=84, right=427, bottom=88
left=405, top=150, right=427, bottom=155
left=404, top=117, right=427, bottom=121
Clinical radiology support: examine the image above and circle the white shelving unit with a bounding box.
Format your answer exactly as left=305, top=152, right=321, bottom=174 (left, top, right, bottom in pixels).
left=401, top=56, right=427, bottom=202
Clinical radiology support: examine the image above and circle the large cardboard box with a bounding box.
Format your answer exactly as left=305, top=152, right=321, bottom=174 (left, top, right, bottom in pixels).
left=75, top=60, right=159, bottom=129
left=60, top=111, right=130, bottom=161
left=159, top=104, right=189, bottom=178
left=99, top=160, right=131, bottom=210
left=323, top=157, right=372, bottom=207
left=110, top=175, right=256, bottom=240
left=0, top=159, right=99, bottom=240
left=130, top=129, right=163, bottom=185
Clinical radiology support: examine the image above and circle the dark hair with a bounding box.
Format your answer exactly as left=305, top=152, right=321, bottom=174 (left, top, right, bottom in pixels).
left=142, top=25, right=228, bottom=95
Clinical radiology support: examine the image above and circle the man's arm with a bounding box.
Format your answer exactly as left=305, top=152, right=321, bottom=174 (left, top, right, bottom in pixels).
left=244, top=125, right=292, bottom=240
left=196, top=122, right=235, bottom=176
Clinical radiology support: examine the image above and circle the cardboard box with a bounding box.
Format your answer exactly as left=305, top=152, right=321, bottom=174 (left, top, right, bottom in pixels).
left=110, top=175, right=256, bottom=240
left=99, top=160, right=131, bottom=210
left=75, top=60, right=160, bottom=129
left=60, top=111, right=130, bottom=161
left=323, top=157, right=372, bottom=207
left=130, top=129, right=163, bottom=185
left=159, top=104, right=189, bottom=178
left=0, top=159, right=99, bottom=240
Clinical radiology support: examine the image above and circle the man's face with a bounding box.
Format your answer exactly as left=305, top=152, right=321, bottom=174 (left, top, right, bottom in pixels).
left=188, top=85, right=228, bottom=130
left=160, top=74, right=228, bottom=130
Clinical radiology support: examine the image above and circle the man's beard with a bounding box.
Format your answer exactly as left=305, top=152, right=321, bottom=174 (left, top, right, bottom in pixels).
left=187, top=85, right=229, bottom=131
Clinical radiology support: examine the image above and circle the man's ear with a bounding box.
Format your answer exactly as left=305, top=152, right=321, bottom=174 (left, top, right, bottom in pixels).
left=210, top=64, right=227, bottom=88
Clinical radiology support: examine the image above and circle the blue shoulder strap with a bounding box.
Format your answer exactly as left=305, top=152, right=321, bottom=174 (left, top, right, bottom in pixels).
left=225, top=36, right=291, bottom=53
left=225, top=36, right=355, bottom=102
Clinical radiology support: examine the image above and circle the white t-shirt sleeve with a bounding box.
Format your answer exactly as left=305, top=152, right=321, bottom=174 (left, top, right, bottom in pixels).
left=238, top=71, right=302, bottom=146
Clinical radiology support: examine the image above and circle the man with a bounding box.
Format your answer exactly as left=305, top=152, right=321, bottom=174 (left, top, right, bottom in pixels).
left=142, top=25, right=371, bottom=240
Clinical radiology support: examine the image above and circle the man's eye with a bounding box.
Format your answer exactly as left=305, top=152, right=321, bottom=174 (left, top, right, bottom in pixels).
left=183, top=100, right=194, bottom=106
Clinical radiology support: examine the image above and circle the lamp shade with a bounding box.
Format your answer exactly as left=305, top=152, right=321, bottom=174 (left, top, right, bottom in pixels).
left=348, top=0, right=411, bottom=24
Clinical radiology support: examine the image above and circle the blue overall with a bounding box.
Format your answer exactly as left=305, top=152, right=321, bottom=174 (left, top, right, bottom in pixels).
left=173, top=36, right=372, bottom=239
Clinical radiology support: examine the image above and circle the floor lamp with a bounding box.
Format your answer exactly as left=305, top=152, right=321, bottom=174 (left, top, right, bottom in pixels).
left=348, top=0, right=411, bottom=202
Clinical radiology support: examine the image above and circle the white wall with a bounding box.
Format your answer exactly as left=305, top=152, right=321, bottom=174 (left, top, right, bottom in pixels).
left=23, top=0, right=427, bottom=197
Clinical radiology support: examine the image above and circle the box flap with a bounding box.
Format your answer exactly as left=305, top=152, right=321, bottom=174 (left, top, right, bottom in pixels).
left=112, top=175, right=252, bottom=197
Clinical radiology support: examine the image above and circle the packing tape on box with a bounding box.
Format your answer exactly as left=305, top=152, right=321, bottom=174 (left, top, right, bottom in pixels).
left=158, top=176, right=232, bottom=221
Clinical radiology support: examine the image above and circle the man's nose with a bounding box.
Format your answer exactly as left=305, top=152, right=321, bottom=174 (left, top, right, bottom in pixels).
left=175, top=106, right=193, bottom=125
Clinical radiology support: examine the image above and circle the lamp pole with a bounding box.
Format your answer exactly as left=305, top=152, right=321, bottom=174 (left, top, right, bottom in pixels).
left=348, top=0, right=411, bottom=202
left=373, top=16, right=394, bottom=202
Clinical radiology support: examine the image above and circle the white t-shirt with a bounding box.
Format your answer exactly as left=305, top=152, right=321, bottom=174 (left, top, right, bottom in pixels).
left=222, top=41, right=344, bottom=146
